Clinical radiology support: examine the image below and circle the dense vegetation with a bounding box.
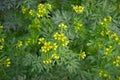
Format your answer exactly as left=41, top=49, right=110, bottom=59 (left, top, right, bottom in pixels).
left=0, top=0, right=120, bottom=80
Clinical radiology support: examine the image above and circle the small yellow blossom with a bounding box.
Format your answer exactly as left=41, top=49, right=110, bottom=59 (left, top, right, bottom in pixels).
left=99, top=70, right=103, bottom=77
left=105, top=48, right=109, bottom=52
left=75, top=23, right=83, bottom=32
left=53, top=43, right=58, bottom=50
left=100, top=22, right=104, bottom=25
left=118, top=77, right=120, bottom=80
left=17, top=41, right=23, bottom=48
left=97, top=42, right=103, bottom=47
left=29, top=10, right=34, bottom=16
left=0, top=45, right=3, bottom=50
left=46, top=3, right=52, bottom=10
left=100, top=31, right=104, bottom=36
left=6, top=58, right=11, bottom=67
left=0, top=37, right=4, bottom=42
left=109, top=45, right=112, bottom=49
left=105, top=30, right=110, bottom=35
left=58, top=23, right=67, bottom=30
left=52, top=53, right=59, bottom=60
left=99, top=70, right=110, bottom=79
left=117, top=56, right=120, bottom=59
left=41, top=41, right=52, bottom=53
left=115, top=63, right=119, bottom=67
left=81, top=51, right=86, bottom=59
left=103, top=18, right=107, bottom=22
left=38, top=38, right=45, bottom=44
left=37, top=4, right=46, bottom=17
left=113, top=56, right=120, bottom=67
left=0, top=25, right=3, bottom=29
left=108, top=16, right=112, bottom=21
left=73, top=5, right=84, bottom=13
left=21, top=6, right=27, bottom=14
left=43, top=59, right=52, bottom=64
left=53, top=32, right=69, bottom=46
left=115, top=37, right=119, bottom=41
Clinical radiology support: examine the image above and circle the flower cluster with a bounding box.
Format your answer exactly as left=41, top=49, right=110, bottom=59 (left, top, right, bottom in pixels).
left=52, top=53, right=59, bottom=60
left=29, top=10, right=34, bottom=16
left=29, top=19, right=41, bottom=30
left=100, top=30, right=110, bottom=37
left=97, top=42, right=103, bottom=47
left=6, top=58, right=11, bottom=67
left=0, top=58, right=11, bottom=67
left=74, top=22, right=83, bottom=32
left=58, top=23, right=67, bottom=30
left=0, top=37, right=4, bottom=50
left=100, top=16, right=112, bottom=27
left=73, top=5, right=84, bottom=13
left=37, top=4, right=46, bottom=17
left=41, top=41, right=52, bottom=53
left=53, top=32, right=69, bottom=46
left=0, top=37, right=4, bottom=42
left=38, top=37, right=45, bottom=45
left=0, top=25, right=4, bottom=51
left=104, top=45, right=112, bottom=55
left=37, top=3, right=51, bottom=17
left=21, top=6, right=27, bottom=14
left=113, top=56, right=120, bottom=67
left=99, top=70, right=110, bottom=79
left=43, top=59, right=52, bottom=64
left=25, top=38, right=36, bottom=46
left=52, top=43, right=58, bottom=51
left=16, top=41, right=23, bottom=48
left=46, top=3, right=52, bottom=10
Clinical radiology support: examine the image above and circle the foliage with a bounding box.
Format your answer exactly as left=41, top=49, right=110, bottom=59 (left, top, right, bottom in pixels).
left=0, top=0, right=120, bottom=80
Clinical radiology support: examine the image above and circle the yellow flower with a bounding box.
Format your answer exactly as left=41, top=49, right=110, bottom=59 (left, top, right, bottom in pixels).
left=53, top=43, right=58, bottom=50
left=41, top=41, right=52, bottom=53
left=103, top=18, right=107, bottom=22
left=58, top=23, right=67, bottom=30
left=0, top=25, right=3, bottom=29
left=118, top=77, right=120, bottom=80
left=0, top=37, right=4, bottom=42
left=81, top=51, right=86, bottom=59
left=100, top=31, right=104, bottom=36
left=53, top=32, right=69, bottom=46
left=109, top=45, right=112, bottom=49
left=97, top=42, right=103, bottom=47
left=17, top=41, right=23, bottom=48
left=73, top=5, right=84, bottom=13
left=117, top=56, right=120, bottom=59
left=43, top=59, right=52, bottom=64
left=46, top=3, right=52, bottom=10
left=105, top=30, right=110, bottom=35
left=105, top=48, right=109, bottom=52
left=29, top=10, right=34, bottom=16
left=103, top=73, right=108, bottom=78
left=100, top=22, right=104, bottom=25
left=6, top=58, right=11, bottom=67
left=21, top=6, right=27, bottom=14
left=108, top=16, right=112, bottom=21
left=115, top=37, right=119, bottom=41
left=52, top=53, right=59, bottom=60
left=37, top=4, right=46, bottom=17
left=0, top=45, right=3, bottom=50
left=38, top=38, right=45, bottom=44
left=115, top=63, right=119, bottom=67
left=99, top=70, right=103, bottom=77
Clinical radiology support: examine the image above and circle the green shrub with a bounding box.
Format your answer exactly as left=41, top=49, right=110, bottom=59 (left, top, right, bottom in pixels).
left=0, top=0, right=120, bottom=80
